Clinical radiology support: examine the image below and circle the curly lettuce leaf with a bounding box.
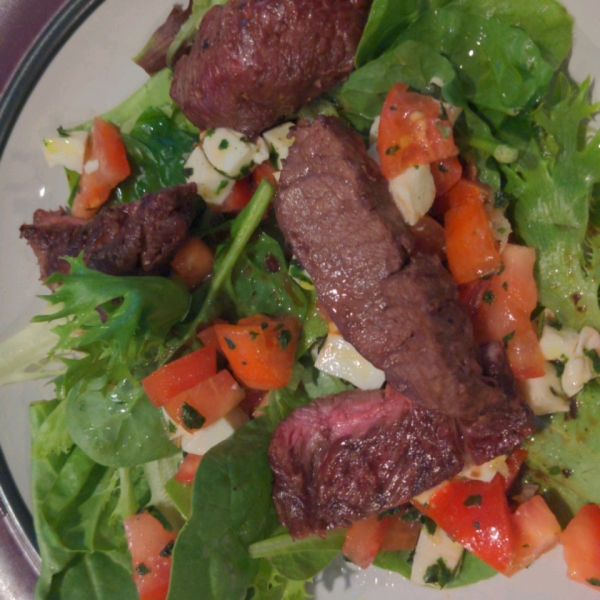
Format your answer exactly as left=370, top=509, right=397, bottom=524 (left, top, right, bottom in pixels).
left=505, top=77, right=600, bottom=330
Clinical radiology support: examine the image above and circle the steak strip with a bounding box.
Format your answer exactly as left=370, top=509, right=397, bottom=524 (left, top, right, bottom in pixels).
left=20, top=183, right=197, bottom=281
left=171, top=0, right=371, bottom=137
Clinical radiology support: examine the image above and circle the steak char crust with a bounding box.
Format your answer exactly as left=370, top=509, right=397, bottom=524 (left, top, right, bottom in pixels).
left=20, top=183, right=197, bottom=281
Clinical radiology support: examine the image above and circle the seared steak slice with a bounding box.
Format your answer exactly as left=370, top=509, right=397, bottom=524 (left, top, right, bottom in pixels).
left=170, top=0, right=370, bottom=137
left=275, top=116, right=522, bottom=422
left=268, top=386, right=463, bottom=539
left=20, top=183, right=197, bottom=281
left=459, top=342, right=534, bottom=464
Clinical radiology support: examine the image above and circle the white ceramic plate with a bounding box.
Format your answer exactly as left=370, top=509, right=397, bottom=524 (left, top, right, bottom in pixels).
left=0, top=1, right=598, bottom=598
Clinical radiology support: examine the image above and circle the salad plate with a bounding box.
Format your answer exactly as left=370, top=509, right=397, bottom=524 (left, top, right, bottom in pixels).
left=0, top=0, right=599, bottom=599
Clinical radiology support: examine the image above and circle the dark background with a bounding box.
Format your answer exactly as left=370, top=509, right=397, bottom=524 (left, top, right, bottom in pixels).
left=0, top=0, right=69, bottom=96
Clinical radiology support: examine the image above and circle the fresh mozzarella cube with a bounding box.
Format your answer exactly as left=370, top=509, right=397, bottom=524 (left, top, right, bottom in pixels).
left=576, top=326, right=600, bottom=355
left=203, top=128, right=257, bottom=178
left=369, top=116, right=380, bottom=145
left=562, top=356, right=594, bottom=397
left=315, top=333, right=385, bottom=390
left=184, top=145, right=234, bottom=206
left=42, top=130, right=88, bottom=172
left=388, top=164, right=436, bottom=226
left=367, top=143, right=380, bottom=165
left=252, top=136, right=270, bottom=166
left=262, top=122, right=295, bottom=170
left=410, top=525, right=464, bottom=587
left=539, top=325, right=579, bottom=361
left=459, top=455, right=509, bottom=483
left=518, top=361, right=569, bottom=415
left=181, top=408, right=249, bottom=455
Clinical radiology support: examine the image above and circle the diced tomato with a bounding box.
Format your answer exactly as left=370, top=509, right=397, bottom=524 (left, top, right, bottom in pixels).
left=378, top=512, right=420, bottom=552
left=141, top=347, right=217, bottom=407
left=252, top=162, right=278, bottom=188
left=170, top=237, right=214, bottom=288
left=343, top=515, right=389, bottom=569
left=213, top=315, right=301, bottom=390
left=378, top=82, right=458, bottom=179
left=212, top=177, right=255, bottom=212
left=123, top=512, right=176, bottom=600
left=72, top=117, right=130, bottom=219
left=417, top=475, right=516, bottom=572
left=409, top=215, right=446, bottom=259
left=561, top=504, right=600, bottom=588
left=164, top=370, right=245, bottom=432
left=459, top=244, right=545, bottom=379
left=174, top=453, right=202, bottom=485
left=504, top=495, right=561, bottom=576
left=504, top=448, right=528, bottom=491
left=431, top=156, right=462, bottom=197
left=444, top=179, right=502, bottom=284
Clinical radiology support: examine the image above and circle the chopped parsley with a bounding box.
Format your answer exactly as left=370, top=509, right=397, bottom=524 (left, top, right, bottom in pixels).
left=57, top=126, right=70, bottom=138
left=423, top=558, right=454, bottom=588
left=482, top=290, right=495, bottom=305
left=181, top=403, right=206, bottom=430
left=160, top=540, right=175, bottom=557
left=224, top=337, right=236, bottom=350
left=502, top=330, right=515, bottom=348
left=278, top=329, right=293, bottom=351
left=463, top=494, right=482, bottom=507
left=385, top=144, right=400, bottom=155
left=136, top=563, right=152, bottom=576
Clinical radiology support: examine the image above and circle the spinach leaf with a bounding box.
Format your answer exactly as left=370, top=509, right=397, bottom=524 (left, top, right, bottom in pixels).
left=525, top=381, right=600, bottom=525
left=399, top=9, right=554, bottom=115
left=446, top=0, right=572, bottom=70
left=47, top=553, right=138, bottom=600
left=115, top=107, right=198, bottom=204
left=167, top=417, right=280, bottom=600
left=167, top=380, right=315, bottom=600
left=249, top=530, right=346, bottom=580
left=335, top=40, right=462, bottom=133
left=229, top=232, right=308, bottom=321
left=504, top=77, right=600, bottom=330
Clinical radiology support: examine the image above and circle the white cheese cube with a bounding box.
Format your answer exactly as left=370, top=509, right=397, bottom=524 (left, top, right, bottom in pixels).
left=203, top=128, right=257, bottom=178
left=367, top=143, right=381, bottom=165
left=43, top=130, right=88, bottom=173
left=487, top=207, right=512, bottom=252
left=181, top=408, right=249, bottom=455
left=518, top=361, right=569, bottom=415
left=459, top=455, right=509, bottom=483
left=369, top=116, right=380, bottom=145
left=388, top=164, right=436, bottom=226
left=539, top=325, right=579, bottom=361
left=315, top=333, right=385, bottom=390
left=262, top=122, right=295, bottom=170
left=252, top=136, right=270, bottom=166
left=184, top=145, right=234, bottom=206
left=410, top=525, right=464, bottom=587
left=576, top=326, right=600, bottom=355
left=562, top=355, right=594, bottom=397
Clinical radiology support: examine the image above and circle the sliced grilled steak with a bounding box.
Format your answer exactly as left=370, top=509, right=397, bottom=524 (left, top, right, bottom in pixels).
left=170, top=0, right=370, bottom=137
left=20, top=183, right=197, bottom=281
left=275, top=116, right=525, bottom=422
left=459, top=342, right=534, bottom=464
left=268, top=386, right=463, bottom=538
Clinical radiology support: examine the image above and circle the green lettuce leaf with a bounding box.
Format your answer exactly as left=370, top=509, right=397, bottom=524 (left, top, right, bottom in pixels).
left=505, top=77, right=600, bottom=330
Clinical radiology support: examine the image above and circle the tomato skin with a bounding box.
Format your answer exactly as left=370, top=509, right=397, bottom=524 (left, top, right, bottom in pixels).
left=141, top=347, right=217, bottom=407
left=561, top=504, right=600, bottom=588
left=418, top=475, right=516, bottom=572
left=431, top=156, right=462, bottom=197
left=459, top=244, right=544, bottom=379
left=444, top=179, right=502, bottom=284
left=214, top=315, right=300, bottom=390
left=504, top=448, right=528, bottom=491
left=378, top=83, right=458, bottom=179
left=378, top=513, right=420, bottom=552
left=212, top=177, right=255, bottom=212
left=174, top=453, right=202, bottom=485
left=123, top=512, right=176, bottom=600
left=252, top=162, right=278, bottom=188
left=342, top=515, right=389, bottom=569
left=164, top=370, right=245, bottom=432
left=170, top=237, right=214, bottom=288
left=504, top=495, right=561, bottom=576
left=72, top=118, right=130, bottom=219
